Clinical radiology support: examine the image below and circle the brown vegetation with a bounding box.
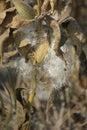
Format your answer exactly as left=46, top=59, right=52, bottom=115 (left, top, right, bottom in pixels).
left=0, top=0, right=87, bottom=130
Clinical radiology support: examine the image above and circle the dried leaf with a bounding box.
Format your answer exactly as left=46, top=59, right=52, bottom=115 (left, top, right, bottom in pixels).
left=62, top=17, right=86, bottom=55
left=13, top=29, right=25, bottom=46
left=0, top=1, right=6, bottom=12
left=0, top=7, right=15, bottom=25
left=81, top=76, right=87, bottom=89
left=18, top=40, right=33, bottom=58
left=3, top=50, right=18, bottom=59
left=58, top=0, right=72, bottom=22
left=19, top=40, right=29, bottom=48
left=50, top=20, right=61, bottom=53
left=9, top=14, right=32, bottom=28
left=0, top=29, right=10, bottom=65
left=0, top=10, right=6, bottom=25
left=14, top=29, right=33, bottom=57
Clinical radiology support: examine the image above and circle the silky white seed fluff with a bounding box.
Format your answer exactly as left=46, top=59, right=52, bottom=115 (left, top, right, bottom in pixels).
left=16, top=23, right=80, bottom=100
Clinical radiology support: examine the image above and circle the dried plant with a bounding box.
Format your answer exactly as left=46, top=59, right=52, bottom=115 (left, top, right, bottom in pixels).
left=0, top=0, right=87, bottom=130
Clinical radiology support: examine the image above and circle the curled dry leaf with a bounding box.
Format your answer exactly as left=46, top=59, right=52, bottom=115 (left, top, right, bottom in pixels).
left=0, top=7, right=15, bottom=25
left=62, top=17, right=86, bottom=43
left=62, top=17, right=87, bottom=56
left=58, top=0, right=72, bottom=22
left=13, top=29, right=26, bottom=47
left=3, top=50, right=18, bottom=60
left=0, top=29, right=10, bottom=65
left=13, top=30, right=31, bottom=58
left=18, top=40, right=33, bottom=58
left=50, top=20, right=61, bottom=54
left=19, top=39, right=29, bottom=48
left=10, top=14, right=32, bottom=29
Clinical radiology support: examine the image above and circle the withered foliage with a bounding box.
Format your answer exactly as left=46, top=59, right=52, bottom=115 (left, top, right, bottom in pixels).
left=0, top=0, right=87, bottom=130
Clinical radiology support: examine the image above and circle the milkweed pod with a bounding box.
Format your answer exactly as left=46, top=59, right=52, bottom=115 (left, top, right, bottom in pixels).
left=12, top=0, right=35, bottom=20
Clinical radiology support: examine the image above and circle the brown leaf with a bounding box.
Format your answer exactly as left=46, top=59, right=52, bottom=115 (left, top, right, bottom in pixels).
left=58, top=0, right=72, bottom=22
left=18, top=40, right=33, bottom=58
left=0, top=10, right=6, bottom=25
left=81, top=76, right=87, bottom=89
left=10, top=14, right=32, bottom=28
left=0, top=29, right=10, bottom=65
left=62, top=17, right=86, bottom=56
left=0, top=0, right=6, bottom=12
left=3, top=50, right=18, bottom=59
left=13, top=29, right=34, bottom=58
left=13, top=29, right=26, bottom=47
left=0, top=7, right=15, bottom=25
left=19, top=39, right=29, bottom=48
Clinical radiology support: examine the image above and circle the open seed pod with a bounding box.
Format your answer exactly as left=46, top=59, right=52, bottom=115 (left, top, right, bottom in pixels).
left=13, top=22, right=51, bottom=64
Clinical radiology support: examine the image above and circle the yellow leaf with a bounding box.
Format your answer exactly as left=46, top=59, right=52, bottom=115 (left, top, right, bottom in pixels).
left=35, top=39, right=49, bottom=64
left=28, top=76, right=36, bottom=104
left=28, top=91, right=35, bottom=104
